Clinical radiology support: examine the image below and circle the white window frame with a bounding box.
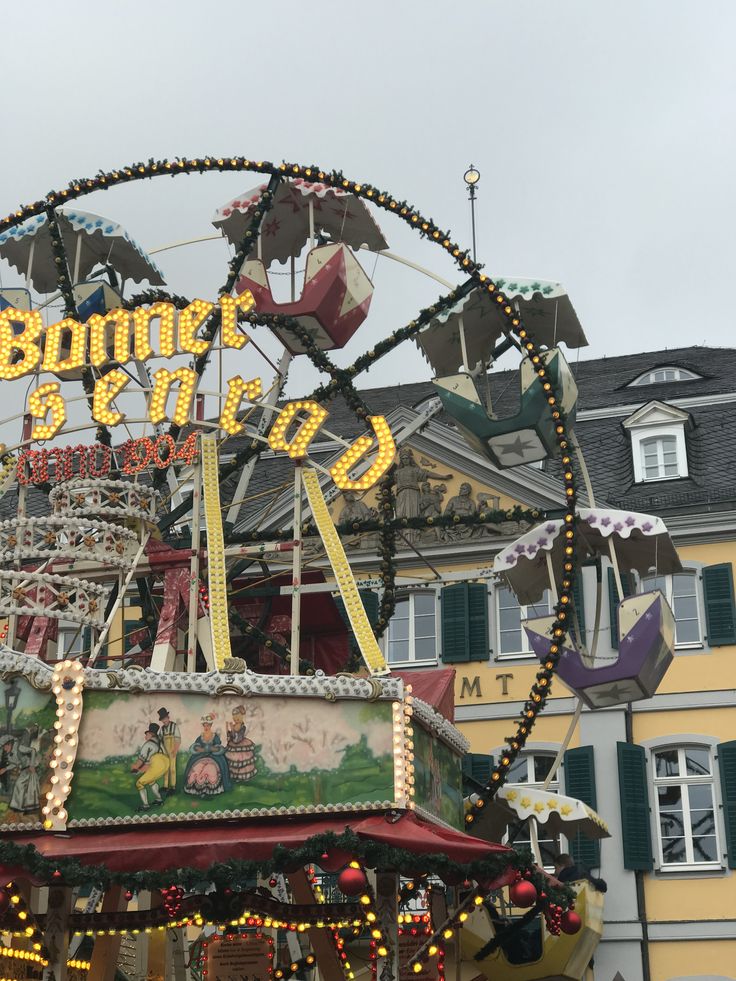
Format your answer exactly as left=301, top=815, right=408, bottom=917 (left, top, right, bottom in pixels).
left=629, top=366, right=701, bottom=386
left=640, top=570, right=703, bottom=650
left=495, top=585, right=551, bottom=660
left=630, top=422, right=688, bottom=483
left=386, top=590, right=439, bottom=667
left=651, top=744, right=722, bottom=872
left=57, top=621, right=84, bottom=660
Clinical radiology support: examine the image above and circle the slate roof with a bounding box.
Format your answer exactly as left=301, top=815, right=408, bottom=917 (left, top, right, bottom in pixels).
left=4, top=346, right=733, bottom=528
left=269, top=344, right=736, bottom=518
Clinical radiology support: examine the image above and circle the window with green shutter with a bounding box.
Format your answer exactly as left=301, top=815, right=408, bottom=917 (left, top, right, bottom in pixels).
left=608, top=568, right=634, bottom=649
left=717, top=740, right=736, bottom=869
left=462, top=753, right=494, bottom=794
left=702, top=564, right=736, bottom=646
left=441, top=583, right=489, bottom=663
left=617, top=742, right=653, bottom=870
left=563, top=745, right=600, bottom=869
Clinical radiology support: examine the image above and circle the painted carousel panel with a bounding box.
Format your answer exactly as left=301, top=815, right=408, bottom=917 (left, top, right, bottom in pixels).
left=68, top=690, right=397, bottom=826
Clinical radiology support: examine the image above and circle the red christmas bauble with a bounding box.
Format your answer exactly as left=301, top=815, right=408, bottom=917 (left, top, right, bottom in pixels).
left=509, top=880, right=538, bottom=908
left=337, top=866, right=368, bottom=896
left=560, top=910, right=582, bottom=935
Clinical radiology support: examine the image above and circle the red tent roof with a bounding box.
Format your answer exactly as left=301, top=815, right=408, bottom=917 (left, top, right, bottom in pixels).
left=12, top=812, right=510, bottom=875
left=391, top=668, right=457, bottom=722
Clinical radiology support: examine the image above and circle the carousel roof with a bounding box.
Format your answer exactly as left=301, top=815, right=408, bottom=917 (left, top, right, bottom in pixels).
left=10, top=811, right=511, bottom=875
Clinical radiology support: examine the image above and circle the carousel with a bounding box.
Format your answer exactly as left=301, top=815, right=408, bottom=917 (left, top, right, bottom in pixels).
left=0, top=156, right=681, bottom=981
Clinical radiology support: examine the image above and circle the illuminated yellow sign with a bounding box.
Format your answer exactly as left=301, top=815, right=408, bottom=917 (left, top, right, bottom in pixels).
left=1, top=293, right=396, bottom=489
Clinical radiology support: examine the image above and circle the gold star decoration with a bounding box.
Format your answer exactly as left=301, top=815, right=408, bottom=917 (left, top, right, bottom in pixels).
left=505, top=790, right=518, bottom=801
left=56, top=592, right=69, bottom=607
left=75, top=493, right=86, bottom=506
left=560, top=804, right=573, bottom=816
left=534, top=801, right=546, bottom=814
left=84, top=535, right=95, bottom=548
left=547, top=799, right=558, bottom=810
left=520, top=796, right=532, bottom=809
left=44, top=531, right=57, bottom=545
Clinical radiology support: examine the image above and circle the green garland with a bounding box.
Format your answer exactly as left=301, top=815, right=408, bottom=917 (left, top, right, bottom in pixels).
left=375, top=468, right=397, bottom=637
left=232, top=504, right=542, bottom=543
left=0, top=829, right=573, bottom=909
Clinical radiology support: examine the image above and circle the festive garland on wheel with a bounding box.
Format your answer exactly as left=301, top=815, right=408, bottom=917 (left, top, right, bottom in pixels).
left=1, top=157, right=581, bottom=804
left=0, top=830, right=573, bottom=909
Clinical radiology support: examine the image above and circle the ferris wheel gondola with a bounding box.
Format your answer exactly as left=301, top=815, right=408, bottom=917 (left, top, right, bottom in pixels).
left=415, top=278, right=587, bottom=469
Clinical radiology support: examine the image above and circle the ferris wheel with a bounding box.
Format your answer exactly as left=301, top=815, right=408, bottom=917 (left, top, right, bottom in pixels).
left=0, top=156, right=681, bottom=812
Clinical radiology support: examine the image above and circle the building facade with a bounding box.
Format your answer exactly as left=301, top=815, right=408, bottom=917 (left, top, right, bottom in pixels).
left=220, top=344, right=736, bottom=981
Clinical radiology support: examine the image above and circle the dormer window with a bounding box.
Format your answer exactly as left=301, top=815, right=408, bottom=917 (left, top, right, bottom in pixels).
left=622, top=401, right=690, bottom=483
left=641, top=434, right=680, bottom=480
left=628, top=366, right=701, bottom=387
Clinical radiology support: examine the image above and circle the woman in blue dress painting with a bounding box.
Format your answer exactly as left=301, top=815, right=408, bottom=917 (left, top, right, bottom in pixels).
left=183, top=715, right=232, bottom=798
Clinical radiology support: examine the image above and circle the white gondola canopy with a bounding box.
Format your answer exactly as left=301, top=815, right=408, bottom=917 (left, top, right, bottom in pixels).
left=474, top=784, right=611, bottom=844
left=0, top=209, right=165, bottom=293
left=416, top=278, right=588, bottom=377
left=213, top=179, right=389, bottom=264
left=494, top=508, right=682, bottom=605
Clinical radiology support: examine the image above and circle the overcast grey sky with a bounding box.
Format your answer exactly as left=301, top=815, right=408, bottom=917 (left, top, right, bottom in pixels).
left=1, top=0, right=734, bottom=408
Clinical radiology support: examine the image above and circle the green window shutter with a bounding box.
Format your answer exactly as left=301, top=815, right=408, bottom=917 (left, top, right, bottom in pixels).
left=441, top=584, right=471, bottom=663
left=563, top=746, right=599, bottom=869
left=717, top=740, right=736, bottom=869
left=571, top=571, right=586, bottom=646
left=462, top=753, right=494, bottom=794
left=467, top=583, right=490, bottom=662
left=702, top=564, right=736, bottom=646
left=617, top=742, right=653, bottom=870
left=608, top=568, right=633, bottom=649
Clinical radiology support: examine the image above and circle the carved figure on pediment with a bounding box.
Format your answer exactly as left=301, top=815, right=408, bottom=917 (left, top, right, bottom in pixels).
left=473, top=492, right=503, bottom=537
left=395, top=448, right=451, bottom=543
left=443, top=482, right=476, bottom=540
left=338, top=491, right=374, bottom=527
left=419, top=481, right=446, bottom=542
left=338, top=491, right=377, bottom=549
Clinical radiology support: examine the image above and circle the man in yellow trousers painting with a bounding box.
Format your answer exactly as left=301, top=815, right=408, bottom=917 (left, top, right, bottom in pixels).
left=158, top=707, right=181, bottom=796
left=130, top=723, right=168, bottom=811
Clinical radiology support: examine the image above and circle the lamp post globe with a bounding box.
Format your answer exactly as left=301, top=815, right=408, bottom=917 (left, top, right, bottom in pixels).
left=463, top=165, right=480, bottom=189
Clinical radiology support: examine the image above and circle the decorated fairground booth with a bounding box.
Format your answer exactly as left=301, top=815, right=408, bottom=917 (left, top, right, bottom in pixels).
left=0, top=156, right=684, bottom=981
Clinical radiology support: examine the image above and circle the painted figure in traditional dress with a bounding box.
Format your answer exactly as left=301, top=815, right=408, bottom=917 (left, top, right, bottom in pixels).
left=184, top=715, right=231, bottom=798
left=0, top=736, right=16, bottom=797
left=130, top=723, right=168, bottom=811
left=225, top=706, right=257, bottom=783
left=8, top=727, right=43, bottom=814
left=157, top=707, right=181, bottom=796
